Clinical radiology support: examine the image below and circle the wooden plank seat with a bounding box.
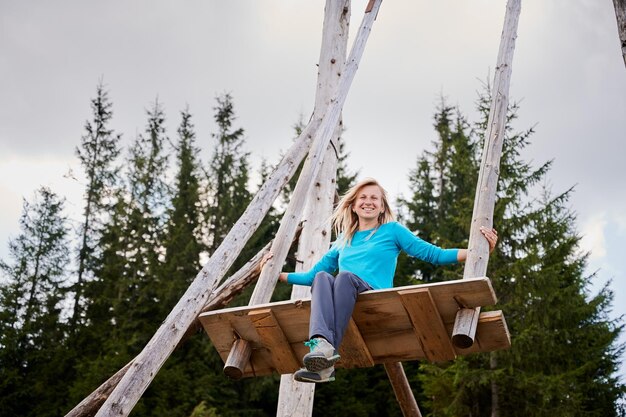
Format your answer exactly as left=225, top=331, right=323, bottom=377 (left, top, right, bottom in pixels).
left=198, top=277, right=511, bottom=378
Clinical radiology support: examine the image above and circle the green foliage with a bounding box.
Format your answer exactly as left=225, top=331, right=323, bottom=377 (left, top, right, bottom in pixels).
left=160, top=108, right=203, bottom=309
left=400, top=89, right=625, bottom=416
left=72, top=81, right=122, bottom=329
left=0, top=188, right=71, bottom=417
left=6, top=80, right=623, bottom=417
left=204, top=93, right=251, bottom=256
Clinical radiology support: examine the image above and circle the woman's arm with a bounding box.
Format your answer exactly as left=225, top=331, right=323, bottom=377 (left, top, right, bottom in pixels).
left=260, top=251, right=336, bottom=284
left=457, top=227, right=498, bottom=262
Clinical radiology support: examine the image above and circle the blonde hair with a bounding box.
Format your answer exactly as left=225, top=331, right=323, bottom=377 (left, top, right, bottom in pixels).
left=331, top=178, right=395, bottom=247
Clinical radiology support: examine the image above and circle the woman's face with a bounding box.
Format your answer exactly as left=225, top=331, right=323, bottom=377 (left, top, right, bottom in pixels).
left=352, top=184, right=385, bottom=223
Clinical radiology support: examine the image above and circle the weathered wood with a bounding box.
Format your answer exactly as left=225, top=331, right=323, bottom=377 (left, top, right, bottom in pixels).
left=65, top=362, right=132, bottom=417
left=250, top=309, right=301, bottom=374
left=92, top=3, right=385, bottom=414
left=249, top=0, right=383, bottom=307
left=223, top=0, right=383, bottom=382
left=453, top=0, right=521, bottom=349
left=614, top=0, right=626, bottom=68
left=199, top=278, right=510, bottom=377
left=399, top=289, right=456, bottom=362
left=277, top=2, right=349, bottom=414
left=338, top=318, right=375, bottom=368
left=224, top=339, right=252, bottom=380
left=384, top=362, right=423, bottom=417
left=66, top=227, right=308, bottom=417
left=94, top=127, right=312, bottom=417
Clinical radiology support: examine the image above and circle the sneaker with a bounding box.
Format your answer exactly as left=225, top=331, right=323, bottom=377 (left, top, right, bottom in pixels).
left=293, top=366, right=335, bottom=383
left=302, top=337, right=341, bottom=372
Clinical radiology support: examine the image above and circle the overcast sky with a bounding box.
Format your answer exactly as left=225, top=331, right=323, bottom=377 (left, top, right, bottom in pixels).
left=1, top=0, right=625, bottom=378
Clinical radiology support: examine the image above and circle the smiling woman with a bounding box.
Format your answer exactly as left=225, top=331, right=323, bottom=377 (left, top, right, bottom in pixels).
left=262, top=177, right=498, bottom=383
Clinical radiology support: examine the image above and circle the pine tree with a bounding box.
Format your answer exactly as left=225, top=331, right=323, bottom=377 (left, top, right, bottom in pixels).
left=68, top=99, right=171, bottom=409
left=0, top=188, right=71, bottom=417
left=71, top=82, right=122, bottom=330
left=403, top=89, right=626, bottom=416
left=204, top=93, right=252, bottom=258
left=160, top=108, right=202, bottom=310
left=112, top=98, right=170, bottom=352
left=396, top=99, right=476, bottom=287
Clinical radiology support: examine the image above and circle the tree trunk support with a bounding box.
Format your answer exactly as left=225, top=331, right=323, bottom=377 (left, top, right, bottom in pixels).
left=65, top=231, right=304, bottom=417
left=384, top=362, right=423, bottom=417
left=452, top=0, right=522, bottom=349
left=277, top=0, right=349, bottom=414
left=223, top=0, right=383, bottom=381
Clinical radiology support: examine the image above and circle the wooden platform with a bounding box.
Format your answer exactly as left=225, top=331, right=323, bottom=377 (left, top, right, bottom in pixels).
left=199, top=277, right=510, bottom=378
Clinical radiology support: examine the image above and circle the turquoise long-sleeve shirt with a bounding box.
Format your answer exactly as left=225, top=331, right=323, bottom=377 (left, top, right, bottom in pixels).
left=287, top=221, right=459, bottom=290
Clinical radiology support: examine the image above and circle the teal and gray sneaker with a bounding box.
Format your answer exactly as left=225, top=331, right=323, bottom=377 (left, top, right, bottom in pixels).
left=293, top=366, right=336, bottom=383
left=302, top=337, right=341, bottom=372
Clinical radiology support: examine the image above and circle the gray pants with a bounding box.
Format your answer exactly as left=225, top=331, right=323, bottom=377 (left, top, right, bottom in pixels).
left=309, top=271, right=373, bottom=349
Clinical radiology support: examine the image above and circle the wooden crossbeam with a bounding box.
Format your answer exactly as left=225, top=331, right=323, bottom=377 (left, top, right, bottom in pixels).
left=399, top=289, right=456, bottom=362
left=249, top=309, right=300, bottom=374
left=339, top=318, right=375, bottom=368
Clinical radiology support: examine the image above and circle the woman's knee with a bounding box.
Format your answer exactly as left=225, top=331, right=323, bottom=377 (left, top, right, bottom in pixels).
left=334, top=271, right=356, bottom=288
left=311, top=271, right=333, bottom=289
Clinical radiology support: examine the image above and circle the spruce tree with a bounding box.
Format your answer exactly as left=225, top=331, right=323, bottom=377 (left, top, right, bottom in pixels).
left=71, top=82, right=122, bottom=330
left=402, top=89, right=626, bottom=416
left=68, top=99, right=170, bottom=408
left=113, top=98, right=169, bottom=352
left=160, top=108, right=202, bottom=309
left=204, top=93, right=252, bottom=258
left=0, top=188, right=70, bottom=417
left=396, top=99, right=476, bottom=287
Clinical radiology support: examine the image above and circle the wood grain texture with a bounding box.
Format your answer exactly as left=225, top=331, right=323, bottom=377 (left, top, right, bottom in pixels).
left=339, top=318, right=375, bottom=368
left=200, top=278, right=510, bottom=377
left=399, top=289, right=456, bottom=362
left=454, top=0, right=521, bottom=348
left=250, top=309, right=301, bottom=374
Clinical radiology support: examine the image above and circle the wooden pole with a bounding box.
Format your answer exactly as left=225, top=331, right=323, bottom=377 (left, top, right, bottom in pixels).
left=223, top=0, right=383, bottom=379
left=93, top=0, right=382, bottom=414
left=91, top=139, right=315, bottom=417
left=384, top=363, right=422, bottom=417
left=614, top=0, right=626, bottom=68
left=65, top=233, right=304, bottom=417
left=276, top=141, right=339, bottom=415
left=276, top=1, right=349, bottom=415
left=451, top=0, right=522, bottom=349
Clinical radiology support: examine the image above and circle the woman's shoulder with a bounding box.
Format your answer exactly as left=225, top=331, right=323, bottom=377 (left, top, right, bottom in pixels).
left=380, top=221, right=403, bottom=234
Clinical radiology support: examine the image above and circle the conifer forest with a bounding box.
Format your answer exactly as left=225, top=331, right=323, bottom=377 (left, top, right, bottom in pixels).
left=1, top=84, right=625, bottom=417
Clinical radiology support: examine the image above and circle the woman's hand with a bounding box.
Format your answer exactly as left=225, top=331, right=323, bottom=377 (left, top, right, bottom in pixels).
left=260, top=252, right=288, bottom=282
left=480, top=226, right=498, bottom=253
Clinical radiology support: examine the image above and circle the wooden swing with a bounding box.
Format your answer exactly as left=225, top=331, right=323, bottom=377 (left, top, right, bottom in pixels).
left=199, top=278, right=510, bottom=379
left=198, top=0, right=518, bottom=383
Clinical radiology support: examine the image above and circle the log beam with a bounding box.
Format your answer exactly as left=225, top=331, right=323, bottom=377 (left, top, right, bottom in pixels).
left=278, top=0, right=349, bottom=413
left=66, top=225, right=306, bottom=417
left=224, top=0, right=383, bottom=381
left=384, top=362, right=423, bottom=417
left=452, top=0, right=521, bottom=348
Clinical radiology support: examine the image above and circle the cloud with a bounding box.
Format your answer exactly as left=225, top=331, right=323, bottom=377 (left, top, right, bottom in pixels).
left=579, top=212, right=607, bottom=260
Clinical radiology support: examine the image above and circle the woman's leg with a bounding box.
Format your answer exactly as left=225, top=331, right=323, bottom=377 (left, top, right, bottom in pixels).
left=308, top=271, right=336, bottom=345
left=332, top=271, right=372, bottom=349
